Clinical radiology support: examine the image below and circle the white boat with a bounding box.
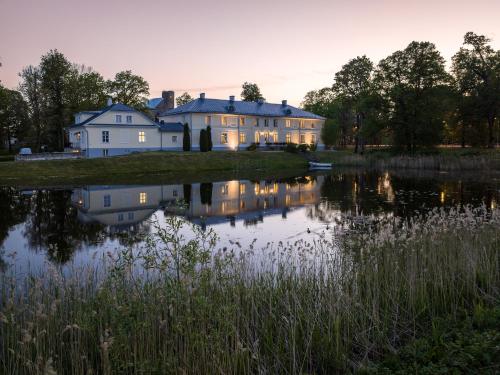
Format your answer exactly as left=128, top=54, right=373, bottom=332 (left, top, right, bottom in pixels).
left=308, top=161, right=332, bottom=169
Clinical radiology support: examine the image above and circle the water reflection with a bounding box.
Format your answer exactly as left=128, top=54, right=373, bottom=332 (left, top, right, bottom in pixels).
left=0, top=170, right=498, bottom=267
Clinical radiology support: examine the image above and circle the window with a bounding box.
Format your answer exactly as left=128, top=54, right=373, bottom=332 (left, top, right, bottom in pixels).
left=240, top=184, right=246, bottom=195
left=138, top=131, right=146, bottom=143
left=139, top=192, right=147, bottom=204
left=300, top=120, right=304, bottom=129
left=118, top=213, right=124, bottom=222
left=239, top=132, right=247, bottom=144
left=75, top=132, right=81, bottom=141
left=255, top=132, right=260, bottom=143
left=255, top=118, right=260, bottom=127
left=116, top=115, right=122, bottom=123
left=273, top=119, right=278, bottom=127
left=128, top=212, right=134, bottom=220
left=126, top=115, right=132, bottom=124
left=286, top=133, right=292, bottom=143
left=221, top=132, right=228, bottom=144
left=311, top=122, right=315, bottom=129
left=221, top=116, right=227, bottom=126
left=239, top=117, right=245, bottom=126
left=311, top=134, right=317, bottom=143
left=285, top=120, right=291, bottom=128
left=300, top=134, right=306, bottom=143
left=172, top=135, right=178, bottom=143
left=102, top=149, right=109, bottom=157
left=205, top=116, right=211, bottom=125
left=221, top=184, right=228, bottom=195
left=272, top=133, right=278, bottom=142
left=102, top=131, right=109, bottom=143
left=103, top=195, right=111, bottom=207
left=173, top=190, right=178, bottom=197
left=264, top=119, right=269, bottom=127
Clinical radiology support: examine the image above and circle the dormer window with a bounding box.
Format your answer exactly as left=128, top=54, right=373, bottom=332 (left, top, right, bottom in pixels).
left=126, top=115, right=132, bottom=124
left=116, top=115, right=122, bottom=123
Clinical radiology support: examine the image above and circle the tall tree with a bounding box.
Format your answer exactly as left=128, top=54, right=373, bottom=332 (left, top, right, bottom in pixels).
left=39, top=49, right=72, bottom=151
left=176, top=92, right=193, bottom=106
left=206, top=125, right=213, bottom=151
left=452, top=32, right=500, bottom=148
left=19, top=66, right=44, bottom=151
left=66, top=65, right=108, bottom=114
left=332, top=56, right=375, bottom=153
left=183, top=123, right=191, bottom=151
left=199, top=128, right=208, bottom=152
left=0, top=88, right=30, bottom=152
left=107, top=70, right=149, bottom=110
left=375, top=41, right=451, bottom=151
left=241, top=82, right=265, bottom=102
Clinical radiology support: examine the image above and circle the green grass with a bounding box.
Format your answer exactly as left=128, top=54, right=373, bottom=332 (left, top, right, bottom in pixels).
left=0, top=151, right=308, bottom=185
left=1, top=206, right=499, bottom=374
left=317, top=147, right=500, bottom=171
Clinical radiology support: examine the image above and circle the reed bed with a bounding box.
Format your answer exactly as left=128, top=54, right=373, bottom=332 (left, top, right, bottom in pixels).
left=1, top=206, right=499, bottom=374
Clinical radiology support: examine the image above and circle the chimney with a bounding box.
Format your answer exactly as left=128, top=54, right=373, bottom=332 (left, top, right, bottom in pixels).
left=107, top=97, right=113, bottom=106
left=229, top=95, right=235, bottom=102
left=282, top=100, right=287, bottom=106
left=162, top=90, right=175, bottom=110
left=200, top=93, right=205, bottom=99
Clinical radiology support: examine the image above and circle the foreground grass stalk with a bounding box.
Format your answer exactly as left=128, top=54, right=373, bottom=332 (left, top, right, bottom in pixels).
left=1, top=206, right=499, bottom=374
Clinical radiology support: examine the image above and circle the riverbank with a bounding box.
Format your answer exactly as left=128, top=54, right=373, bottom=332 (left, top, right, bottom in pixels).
left=1, top=206, right=499, bottom=374
left=317, top=148, right=500, bottom=171
left=0, top=151, right=307, bottom=185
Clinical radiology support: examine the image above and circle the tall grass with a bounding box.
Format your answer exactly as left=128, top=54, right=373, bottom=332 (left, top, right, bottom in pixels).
left=1, top=206, right=499, bottom=374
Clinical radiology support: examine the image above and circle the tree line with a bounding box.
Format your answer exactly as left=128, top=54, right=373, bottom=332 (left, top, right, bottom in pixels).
left=302, top=32, right=500, bottom=152
left=0, top=50, right=150, bottom=152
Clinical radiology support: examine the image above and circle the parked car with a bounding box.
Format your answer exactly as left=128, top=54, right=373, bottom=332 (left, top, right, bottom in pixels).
left=19, top=148, right=32, bottom=155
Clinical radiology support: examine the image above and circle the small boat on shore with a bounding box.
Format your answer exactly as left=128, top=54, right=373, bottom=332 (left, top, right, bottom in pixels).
left=308, top=161, right=332, bottom=169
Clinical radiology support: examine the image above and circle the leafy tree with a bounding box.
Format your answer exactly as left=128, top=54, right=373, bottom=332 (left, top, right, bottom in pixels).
left=0, top=88, right=31, bottom=152
left=183, top=123, right=190, bottom=151
left=66, top=65, right=108, bottom=114
left=375, top=41, right=451, bottom=151
left=452, top=32, right=500, bottom=148
left=176, top=92, right=193, bottom=106
left=302, top=88, right=336, bottom=118
left=332, top=56, right=374, bottom=153
left=107, top=70, right=149, bottom=110
left=320, top=119, right=340, bottom=148
left=206, top=125, right=213, bottom=151
left=241, top=82, right=265, bottom=102
left=199, top=128, right=208, bottom=152
left=19, top=66, right=44, bottom=151
left=39, top=49, right=72, bottom=151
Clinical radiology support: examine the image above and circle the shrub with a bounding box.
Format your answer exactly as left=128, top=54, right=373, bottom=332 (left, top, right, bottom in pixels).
left=284, top=142, right=298, bottom=153
left=297, top=143, right=310, bottom=152
left=246, top=142, right=258, bottom=151
left=309, top=142, right=318, bottom=152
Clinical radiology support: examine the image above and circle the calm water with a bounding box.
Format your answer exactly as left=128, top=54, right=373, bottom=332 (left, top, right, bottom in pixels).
left=1, top=170, right=499, bottom=274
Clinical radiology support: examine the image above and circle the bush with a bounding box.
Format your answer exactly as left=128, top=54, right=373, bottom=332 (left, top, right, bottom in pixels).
left=310, top=143, right=318, bottom=152
left=246, top=143, right=258, bottom=151
left=297, top=143, right=310, bottom=153
left=284, top=143, right=298, bottom=153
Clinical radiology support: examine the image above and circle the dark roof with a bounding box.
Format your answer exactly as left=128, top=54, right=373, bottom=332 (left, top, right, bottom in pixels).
left=146, top=98, right=163, bottom=109
left=159, top=98, right=325, bottom=120
left=68, top=103, right=148, bottom=128
left=158, top=122, right=184, bottom=132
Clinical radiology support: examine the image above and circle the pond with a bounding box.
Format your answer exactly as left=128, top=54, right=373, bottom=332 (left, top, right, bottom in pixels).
left=1, top=169, right=499, bottom=274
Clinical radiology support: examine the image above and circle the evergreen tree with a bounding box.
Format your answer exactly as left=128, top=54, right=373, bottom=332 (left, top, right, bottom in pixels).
left=199, top=129, right=208, bottom=152
left=206, top=126, right=213, bottom=151
left=183, top=123, right=190, bottom=151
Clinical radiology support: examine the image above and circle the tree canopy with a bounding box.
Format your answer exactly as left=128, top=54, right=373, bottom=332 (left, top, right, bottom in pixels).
left=176, top=92, right=194, bottom=106
left=241, top=82, right=265, bottom=102
left=107, top=70, right=149, bottom=110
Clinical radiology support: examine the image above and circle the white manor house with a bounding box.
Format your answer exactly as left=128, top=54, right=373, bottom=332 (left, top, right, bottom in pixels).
left=67, top=92, right=325, bottom=157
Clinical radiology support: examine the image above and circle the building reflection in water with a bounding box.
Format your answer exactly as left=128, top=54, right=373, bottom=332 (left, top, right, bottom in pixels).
left=70, top=176, right=325, bottom=230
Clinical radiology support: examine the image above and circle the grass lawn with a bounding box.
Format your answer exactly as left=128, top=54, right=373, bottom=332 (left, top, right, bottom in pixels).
left=0, top=151, right=308, bottom=186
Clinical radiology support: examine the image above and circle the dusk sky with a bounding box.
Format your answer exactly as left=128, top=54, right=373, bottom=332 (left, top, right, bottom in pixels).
left=1, top=0, right=499, bottom=106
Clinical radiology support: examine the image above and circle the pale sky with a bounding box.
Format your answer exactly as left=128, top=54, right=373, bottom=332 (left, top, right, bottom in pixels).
left=1, top=0, right=499, bottom=106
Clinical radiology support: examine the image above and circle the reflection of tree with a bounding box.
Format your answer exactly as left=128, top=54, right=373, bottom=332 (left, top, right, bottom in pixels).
left=24, top=190, right=107, bottom=263
left=0, top=187, right=31, bottom=248
left=108, top=221, right=151, bottom=248
left=200, top=183, right=213, bottom=205
left=183, top=184, right=192, bottom=208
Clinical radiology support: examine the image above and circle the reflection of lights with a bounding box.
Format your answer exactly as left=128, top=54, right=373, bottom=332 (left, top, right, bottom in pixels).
left=440, top=191, right=445, bottom=204
left=285, top=194, right=291, bottom=205
left=491, top=199, right=497, bottom=210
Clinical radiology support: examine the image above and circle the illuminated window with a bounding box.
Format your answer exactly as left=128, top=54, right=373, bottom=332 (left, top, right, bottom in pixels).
left=272, top=133, right=278, bottom=142
left=139, top=192, right=147, bottom=204
left=126, top=115, right=132, bottom=124
left=311, top=134, right=317, bottom=143
left=239, top=132, right=247, bottom=144
left=240, top=200, right=246, bottom=209
left=138, top=131, right=146, bottom=143
left=102, top=131, right=109, bottom=143
left=103, top=195, right=111, bottom=207
left=239, top=117, right=245, bottom=126
left=116, top=115, right=122, bottom=123
left=240, top=184, right=246, bottom=195
left=254, top=132, right=260, bottom=143
left=273, top=119, right=278, bottom=127
left=285, top=120, right=291, bottom=128
left=300, top=134, right=306, bottom=143
left=205, top=116, right=211, bottom=125
left=221, top=132, right=228, bottom=144
left=286, top=133, right=291, bottom=143
left=221, top=185, right=228, bottom=195
left=264, top=119, right=269, bottom=127
left=75, top=132, right=81, bottom=141
left=221, top=116, right=227, bottom=126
